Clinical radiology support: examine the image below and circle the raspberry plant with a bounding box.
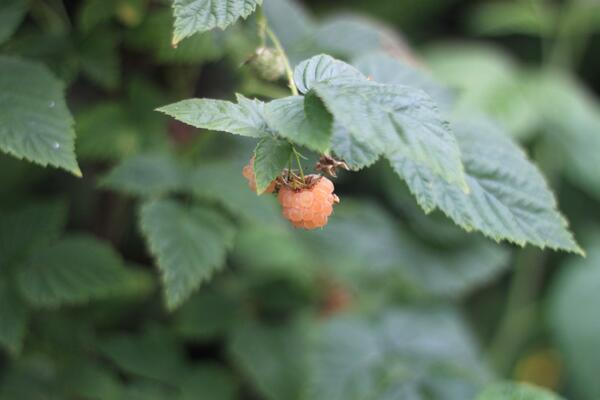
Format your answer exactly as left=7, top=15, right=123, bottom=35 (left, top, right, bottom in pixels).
left=1, top=0, right=600, bottom=399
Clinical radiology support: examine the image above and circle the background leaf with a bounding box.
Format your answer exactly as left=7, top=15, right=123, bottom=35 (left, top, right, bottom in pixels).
left=548, top=234, right=600, bottom=399
left=0, top=201, right=67, bottom=271
left=127, top=9, right=222, bottom=64
left=101, top=153, right=186, bottom=197
left=0, top=56, right=80, bottom=176
left=228, top=318, right=308, bottom=400
left=17, top=235, right=140, bottom=307
left=302, top=200, right=509, bottom=300
left=98, top=327, right=186, bottom=382
left=468, top=2, right=557, bottom=37
left=528, top=71, right=600, bottom=201
left=0, top=279, right=28, bottom=355
left=189, top=161, right=284, bottom=225
left=307, top=307, right=491, bottom=400
left=0, top=0, right=27, bottom=45
left=425, top=43, right=538, bottom=140
left=139, top=199, right=235, bottom=309
left=174, top=289, right=237, bottom=341
left=75, top=102, right=141, bottom=161
left=475, top=382, right=563, bottom=400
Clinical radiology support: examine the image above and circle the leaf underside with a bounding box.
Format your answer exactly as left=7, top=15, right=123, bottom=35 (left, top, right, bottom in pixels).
left=294, top=55, right=467, bottom=191
left=157, top=94, right=271, bottom=138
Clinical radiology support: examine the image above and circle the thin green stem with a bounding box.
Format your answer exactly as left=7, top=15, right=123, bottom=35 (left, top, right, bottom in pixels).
left=259, top=11, right=307, bottom=183
left=529, top=0, right=550, bottom=64
left=547, top=0, right=593, bottom=70
left=264, top=26, right=299, bottom=96
left=256, top=7, right=267, bottom=48
left=293, top=147, right=305, bottom=181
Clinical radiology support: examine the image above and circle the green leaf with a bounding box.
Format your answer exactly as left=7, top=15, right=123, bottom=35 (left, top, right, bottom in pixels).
left=171, top=0, right=263, bottom=46
left=253, top=138, right=292, bottom=193
left=0, top=56, right=81, bottom=176
left=16, top=235, right=139, bottom=307
left=315, top=81, right=467, bottom=190
left=101, top=153, right=186, bottom=197
left=548, top=234, right=600, bottom=399
left=330, top=122, right=380, bottom=169
left=307, top=308, right=490, bottom=400
left=397, top=117, right=582, bottom=254
left=228, top=318, right=309, bottom=400
left=157, top=94, right=271, bottom=137
left=475, top=382, right=563, bottom=400
left=265, top=94, right=333, bottom=153
left=139, top=199, right=235, bottom=309
left=293, top=54, right=366, bottom=94
left=0, top=278, right=28, bottom=355
left=0, top=0, right=27, bottom=44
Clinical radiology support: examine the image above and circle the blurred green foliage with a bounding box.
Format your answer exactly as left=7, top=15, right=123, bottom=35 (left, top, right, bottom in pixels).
left=1, top=0, right=600, bottom=399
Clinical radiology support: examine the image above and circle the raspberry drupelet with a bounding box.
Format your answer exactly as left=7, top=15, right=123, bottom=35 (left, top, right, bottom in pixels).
left=242, top=156, right=276, bottom=194
left=278, top=175, right=340, bottom=229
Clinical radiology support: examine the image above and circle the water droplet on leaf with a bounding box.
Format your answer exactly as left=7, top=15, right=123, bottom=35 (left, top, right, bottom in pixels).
left=48, top=101, right=55, bottom=108
left=52, top=142, right=60, bottom=149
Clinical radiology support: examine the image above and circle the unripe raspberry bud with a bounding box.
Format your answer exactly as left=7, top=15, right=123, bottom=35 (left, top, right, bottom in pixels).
left=251, top=47, right=286, bottom=81
left=278, top=176, right=339, bottom=229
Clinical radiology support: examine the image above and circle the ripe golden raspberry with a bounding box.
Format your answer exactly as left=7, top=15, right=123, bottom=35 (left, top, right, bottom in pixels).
left=242, top=156, right=276, bottom=194
left=278, top=176, right=340, bottom=229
